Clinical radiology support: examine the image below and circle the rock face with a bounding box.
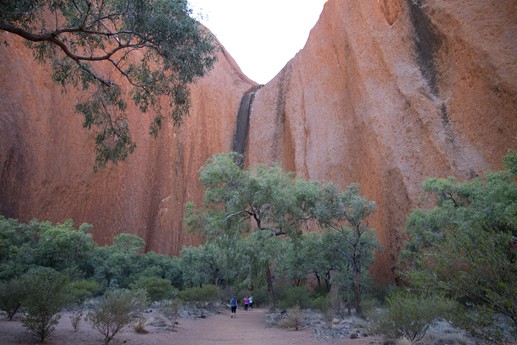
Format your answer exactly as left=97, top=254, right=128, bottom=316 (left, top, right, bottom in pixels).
left=0, top=34, right=256, bottom=254
left=246, top=0, right=517, bottom=280
left=1, top=0, right=516, bottom=280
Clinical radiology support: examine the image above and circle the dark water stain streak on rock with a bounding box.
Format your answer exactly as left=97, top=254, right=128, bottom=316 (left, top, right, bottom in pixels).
left=232, top=85, right=262, bottom=162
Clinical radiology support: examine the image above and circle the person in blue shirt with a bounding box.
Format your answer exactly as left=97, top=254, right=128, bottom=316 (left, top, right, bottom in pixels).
left=230, top=296, right=237, bottom=318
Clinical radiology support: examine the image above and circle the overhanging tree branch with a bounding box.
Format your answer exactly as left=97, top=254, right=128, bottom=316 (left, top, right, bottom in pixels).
left=0, top=0, right=217, bottom=169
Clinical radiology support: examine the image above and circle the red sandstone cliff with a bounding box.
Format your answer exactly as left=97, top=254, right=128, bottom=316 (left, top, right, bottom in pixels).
left=1, top=0, right=516, bottom=280
left=0, top=33, right=256, bottom=254
left=247, top=0, right=517, bottom=280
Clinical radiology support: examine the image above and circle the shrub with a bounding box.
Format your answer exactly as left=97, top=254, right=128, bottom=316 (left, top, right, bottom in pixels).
left=278, top=305, right=304, bottom=331
left=69, top=279, right=99, bottom=304
left=178, top=284, right=218, bottom=303
left=370, top=291, right=456, bottom=344
left=20, top=267, right=72, bottom=342
left=70, top=310, right=83, bottom=332
left=249, top=287, right=268, bottom=308
left=160, top=299, right=182, bottom=328
left=131, top=276, right=174, bottom=302
left=0, top=278, right=28, bottom=320
left=360, top=297, right=379, bottom=316
left=278, top=286, right=311, bottom=310
left=86, top=289, right=147, bottom=344
left=133, top=318, right=148, bottom=334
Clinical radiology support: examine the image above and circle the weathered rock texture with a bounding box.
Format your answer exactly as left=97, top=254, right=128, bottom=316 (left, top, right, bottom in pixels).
left=0, top=34, right=256, bottom=254
left=1, top=0, right=516, bottom=280
left=247, top=0, right=517, bottom=280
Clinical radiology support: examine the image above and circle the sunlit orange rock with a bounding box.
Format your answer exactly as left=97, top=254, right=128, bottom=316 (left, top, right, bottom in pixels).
left=247, top=0, right=517, bottom=281
left=0, top=34, right=256, bottom=254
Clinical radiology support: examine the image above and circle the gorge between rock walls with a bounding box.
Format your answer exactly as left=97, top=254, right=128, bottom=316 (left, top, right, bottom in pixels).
left=0, top=0, right=516, bottom=282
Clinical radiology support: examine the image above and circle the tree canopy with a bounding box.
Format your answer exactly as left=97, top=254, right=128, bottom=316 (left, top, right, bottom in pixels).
left=0, top=0, right=217, bottom=169
left=400, top=150, right=517, bottom=341
left=185, top=152, right=378, bottom=311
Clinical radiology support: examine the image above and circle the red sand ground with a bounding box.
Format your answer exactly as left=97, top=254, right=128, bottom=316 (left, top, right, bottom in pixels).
left=0, top=308, right=381, bottom=345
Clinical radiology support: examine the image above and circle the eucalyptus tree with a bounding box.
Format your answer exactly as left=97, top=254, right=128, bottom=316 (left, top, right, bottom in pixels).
left=0, top=0, right=217, bottom=168
left=401, top=151, right=517, bottom=340
left=186, top=152, right=323, bottom=307
left=180, top=243, right=228, bottom=288
left=315, top=183, right=377, bottom=315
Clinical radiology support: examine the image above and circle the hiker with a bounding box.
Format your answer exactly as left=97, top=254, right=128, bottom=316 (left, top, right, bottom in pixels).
left=244, top=296, right=249, bottom=311
left=230, top=296, right=237, bottom=318
left=249, top=295, right=253, bottom=309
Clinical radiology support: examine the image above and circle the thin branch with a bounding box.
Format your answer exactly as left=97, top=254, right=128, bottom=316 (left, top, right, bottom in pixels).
left=0, top=21, right=149, bottom=62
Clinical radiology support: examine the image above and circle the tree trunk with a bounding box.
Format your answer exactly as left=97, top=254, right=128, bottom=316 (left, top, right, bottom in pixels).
left=266, top=266, right=276, bottom=309
left=314, top=272, right=321, bottom=287
left=353, top=246, right=362, bottom=315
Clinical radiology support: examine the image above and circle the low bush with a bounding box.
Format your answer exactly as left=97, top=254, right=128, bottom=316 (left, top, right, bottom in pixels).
left=278, top=305, right=304, bottom=331
left=178, top=284, right=218, bottom=303
left=131, top=276, right=175, bottom=302
left=160, top=299, right=182, bottom=327
left=360, top=297, right=379, bottom=316
left=70, top=310, right=83, bottom=332
left=370, top=291, right=456, bottom=344
left=0, top=278, right=27, bottom=320
left=86, top=289, right=147, bottom=344
left=307, top=294, right=330, bottom=312
left=21, top=267, right=73, bottom=342
left=278, top=286, right=311, bottom=309
left=133, top=318, right=148, bottom=334
left=69, top=279, right=99, bottom=303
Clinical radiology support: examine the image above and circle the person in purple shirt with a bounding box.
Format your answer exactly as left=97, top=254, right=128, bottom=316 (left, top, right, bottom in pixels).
left=244, top=296, right=249, bottom=311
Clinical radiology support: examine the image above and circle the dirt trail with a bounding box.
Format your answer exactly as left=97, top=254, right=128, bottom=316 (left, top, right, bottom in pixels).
left=0, top=308, right=378, bottom=345
left=170, top=308, right=331, bottom=345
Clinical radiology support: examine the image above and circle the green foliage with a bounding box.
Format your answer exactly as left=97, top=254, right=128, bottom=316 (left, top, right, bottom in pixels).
left=503, top=148, right=517, bottom=176
left=0, top=278, right=28, bottom=320
left=234, top=230, right=285, bottom=295
left=180, top=243, right=225, bottom=288
left=112, top=233, right=145, bottom=254
left=92, top=233, right=160, bottom=291
left=20, top=266, right=73, bottom=342
left=191, top=152, right=322, bottom=239
left=37, top=219, right=95, bottom=275
left=370, top=291, right=456, bottom=344
left=308, top=294, right=331, bottom=312
left=0, top=217, right=97, bottom=282
left=131, top=276, right=174, bottom=302
left=0, top=217, right=39, bottom=280
left=186, top=153, right=378, bottom=310
left=178, top=284, right=219, bottom=303
left=278, top=286, right=312, bottom=309
left=0, top=0, right=217, bottom=168
left=401, top=152, right=517, bottom=341
left=277, top=233, right=327, bottom=286
left=69, top=279, right=99, bottom=305
left=86, top=289, right=147, bottom=345
left=248, top=287, right=268, bottom=308
left=315, top=183, right=378, bottom=315
left=139, top=252, right=183, bottom=289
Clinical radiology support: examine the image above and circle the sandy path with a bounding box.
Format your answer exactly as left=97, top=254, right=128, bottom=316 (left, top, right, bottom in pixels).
left=169, top=308, right=333, bottom=345
left=0, top=308, right=379, bottom=345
